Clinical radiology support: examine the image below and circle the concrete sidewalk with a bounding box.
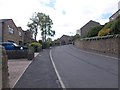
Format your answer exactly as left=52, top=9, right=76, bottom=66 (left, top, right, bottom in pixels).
left=8, top=53, right=39, bottom=88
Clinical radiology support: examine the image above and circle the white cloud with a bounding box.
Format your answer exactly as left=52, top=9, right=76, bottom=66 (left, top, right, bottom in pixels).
left=0, top=0, right=119, bottom=40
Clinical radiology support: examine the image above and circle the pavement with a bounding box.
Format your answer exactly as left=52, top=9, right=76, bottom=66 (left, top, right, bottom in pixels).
left=8, top=53, right=39, bottom=88
left=13, top=49, right=61, bottom=88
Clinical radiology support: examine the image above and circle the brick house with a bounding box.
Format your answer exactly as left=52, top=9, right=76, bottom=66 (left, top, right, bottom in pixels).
left=0, top=19, right=34, bottom=46
left=80, top=20, right=100, bottom=38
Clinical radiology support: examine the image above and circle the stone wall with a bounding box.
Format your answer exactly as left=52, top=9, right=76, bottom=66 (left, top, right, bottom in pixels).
left=75, top=36, right=119, bottom=55
left=0, top=45, right=9, bottom=89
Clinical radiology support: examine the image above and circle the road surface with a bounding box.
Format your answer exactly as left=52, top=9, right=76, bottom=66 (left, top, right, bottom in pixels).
left=51, top=45, right=118, bottom=88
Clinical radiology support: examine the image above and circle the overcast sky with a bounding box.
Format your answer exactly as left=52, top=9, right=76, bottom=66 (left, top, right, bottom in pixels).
left=0, top=0, right=119, bottom=40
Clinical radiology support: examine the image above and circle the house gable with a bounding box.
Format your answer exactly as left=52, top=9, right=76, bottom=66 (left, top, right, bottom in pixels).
left=80, top=20, right=100, bottom=38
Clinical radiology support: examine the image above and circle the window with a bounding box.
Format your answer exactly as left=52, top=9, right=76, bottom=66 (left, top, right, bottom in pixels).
left=8, top=25, right=14, bottom=34
left=19, top=32, right=22, bottom=36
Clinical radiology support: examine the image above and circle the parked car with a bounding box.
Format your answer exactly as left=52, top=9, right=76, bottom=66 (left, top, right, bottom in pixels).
left=0, top=42, right=22, bottom=50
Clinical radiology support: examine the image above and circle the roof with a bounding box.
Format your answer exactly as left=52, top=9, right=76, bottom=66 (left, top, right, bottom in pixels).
left=0, top=19, right=12, bottom=23
left=80, top=20, right=100, bottom=30
left=60, top=35, right=71, bottom=38
left=109, top=9, right=120, bottom=19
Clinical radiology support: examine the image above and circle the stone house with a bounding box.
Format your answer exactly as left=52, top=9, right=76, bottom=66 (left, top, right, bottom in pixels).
left=109, top=9, right=120, bottom=21
left=80, top=20, right=100, bottom=38
left=109, top=1, right=120, bottom=21
left=59, top=35, right=72, bottom=45
left=53, top=35, right=73, bottom=46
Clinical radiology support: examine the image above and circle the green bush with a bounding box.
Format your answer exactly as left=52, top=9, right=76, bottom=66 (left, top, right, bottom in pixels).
left=98, top=28, right=110, bottom=36
left=29, top=42, right=42, bottom=52
left=87, top=25, right=103, bottom=37
left=73, top=34, right=80, bottom=41
left=110, top=15, right=120, bottom=34
left=103, top=21, right=113, bottom=29
left=98, top=21, right=113, bottom=36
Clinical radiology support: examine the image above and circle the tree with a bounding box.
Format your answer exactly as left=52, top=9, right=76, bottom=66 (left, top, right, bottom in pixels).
left=27, top=22, right=38, bottom=41
left=72, top=34, right=80, bottom=41
left=27, top=12, right=55, bottom=41
left=110, top=15, right=120, bottom=34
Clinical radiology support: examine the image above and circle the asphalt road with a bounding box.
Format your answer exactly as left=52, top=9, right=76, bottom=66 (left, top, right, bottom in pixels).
left=51, top=45, right=118, bottom=88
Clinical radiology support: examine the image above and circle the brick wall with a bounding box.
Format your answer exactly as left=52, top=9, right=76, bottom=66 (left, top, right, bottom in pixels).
left=75, top=37, right=119, bottom=55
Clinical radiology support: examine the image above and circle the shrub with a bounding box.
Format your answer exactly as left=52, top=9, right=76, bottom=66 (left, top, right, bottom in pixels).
left=103, top=21, right=113, bottom=29
left=29, top=42, right=42, bottom=52
left=98, top=28, right=110, bottom=36
left=87, top=25, right=103, bottom=37
left=98, top=21, right=113, bottom=36
left=110, top=15, right=120, bottom=34
left=73, top=34, right=80, bottom=41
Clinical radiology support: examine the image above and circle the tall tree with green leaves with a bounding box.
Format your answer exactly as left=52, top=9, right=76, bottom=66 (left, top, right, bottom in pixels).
left=27, top=12, right=55, bottom=42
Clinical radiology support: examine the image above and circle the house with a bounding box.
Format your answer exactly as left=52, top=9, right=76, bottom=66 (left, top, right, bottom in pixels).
left=109, top=1, right=120, bottom=21
left=0, top=19, right=24, bottom=45
left=24, top=30, right=34, bottom=45
left=17, top=27, right=24, bottom=46
left=109, top=9, right=120, bottom=21
left=53, top=38, right=60, bottom=46
left=59, top=35, right=73, bottom=45
left=53, top=35, right=73, bottom=46
left=80, top=20, right=100, bottom=38
left=0, top=19, right=34, bottom=46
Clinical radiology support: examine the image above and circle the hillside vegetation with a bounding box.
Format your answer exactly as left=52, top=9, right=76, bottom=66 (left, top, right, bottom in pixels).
left=87, top=15, right=120, bottom=37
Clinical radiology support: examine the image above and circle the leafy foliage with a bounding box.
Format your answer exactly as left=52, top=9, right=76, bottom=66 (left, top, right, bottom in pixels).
left=98, top=15, right=120, bottom=36
left=87, top=25, right=103, bottom=37
left=42, top=38, right=52, bottom=49
left=103, top=21, right=113, bottom=29
left=27, top=12, right=55, bottom=41
left=73, top=34, right=80, bottom=41
left=98, top=28, right=110, bottom=36
left=29, top=42, right=42, bottom=52
left=110, top=15, right=120, bottom=34
left=98, top=21, right=114, bottom=36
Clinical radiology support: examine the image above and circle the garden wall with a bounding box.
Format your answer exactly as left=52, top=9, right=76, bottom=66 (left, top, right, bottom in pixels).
left=75, top=36, right=120, bottom=55
left=0, top=46, right=9, bottom=89
left=6, top=50, right=34, bottom=60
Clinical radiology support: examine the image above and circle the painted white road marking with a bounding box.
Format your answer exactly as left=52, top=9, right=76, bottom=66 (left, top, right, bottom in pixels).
left=50, top=50, right=66, bottom=89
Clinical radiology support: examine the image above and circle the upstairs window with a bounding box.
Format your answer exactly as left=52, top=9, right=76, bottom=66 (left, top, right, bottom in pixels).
left=8, top=25, right=14, bottom=34
left=19, top=32, right=22, bottom=36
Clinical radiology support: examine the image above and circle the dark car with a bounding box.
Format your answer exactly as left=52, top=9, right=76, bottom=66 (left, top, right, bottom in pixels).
left=0, top=42, right=22, bottom=50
